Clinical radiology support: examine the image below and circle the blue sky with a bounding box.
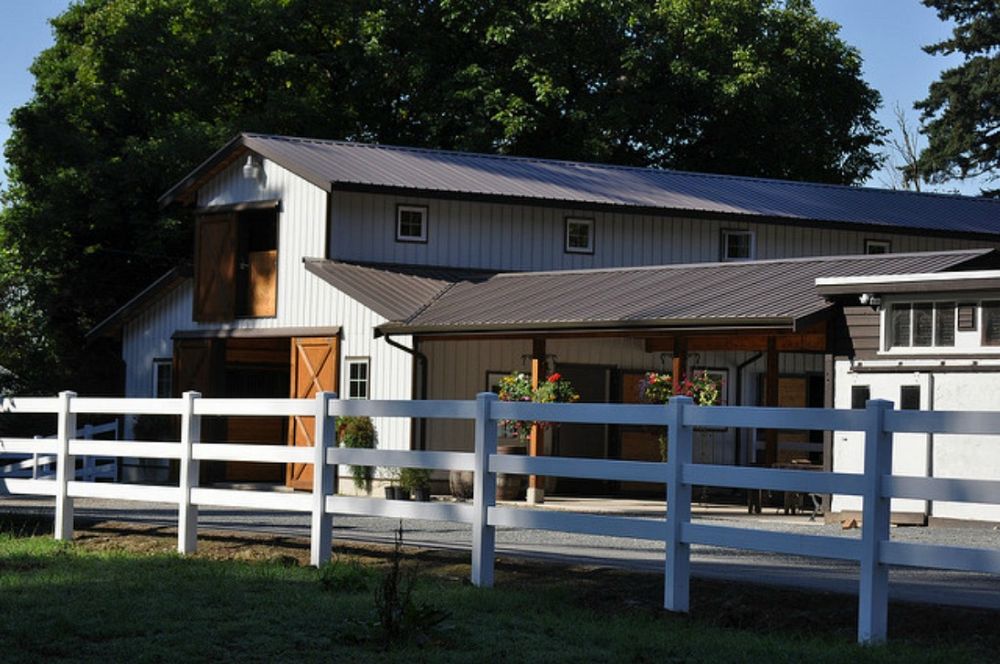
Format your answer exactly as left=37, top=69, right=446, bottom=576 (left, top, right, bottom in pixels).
left=0, top=1, right=986, bottom=195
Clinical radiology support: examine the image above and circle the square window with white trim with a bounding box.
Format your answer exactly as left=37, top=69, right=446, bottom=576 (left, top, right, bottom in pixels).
left=564, top=217, right=594, bottom=254
left=345, top=358, right=370, bottom=399
left=721, top=230, right=754, bottom=261
left=153, top=359, right=172, bottom=398
left=396, top=205, right=427, bottom=243
left=865, top=239, right=891, bottom=254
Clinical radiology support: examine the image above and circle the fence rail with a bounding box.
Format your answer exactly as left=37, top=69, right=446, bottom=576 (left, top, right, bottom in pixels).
left=2, top=392, right=1000, bottom=644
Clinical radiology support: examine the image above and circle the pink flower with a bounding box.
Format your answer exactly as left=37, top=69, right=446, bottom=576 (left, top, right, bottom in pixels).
left=548, top=373, right=561, bottom=383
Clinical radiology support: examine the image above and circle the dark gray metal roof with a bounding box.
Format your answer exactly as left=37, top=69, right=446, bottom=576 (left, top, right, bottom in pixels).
left=162, top=133, right=1000, bottom=237
left=376, top=249, right=998, bottom=335
left=303, top=259, right=496, bottom=322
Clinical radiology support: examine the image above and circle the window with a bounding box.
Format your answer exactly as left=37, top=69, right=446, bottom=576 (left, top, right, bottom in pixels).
left=958, top=303, right=977, bottom=331
left=564, top=217, right=594, bottom=254
left=887, top=301, right=955, bottom=349
left=153, top=359, right=172, bottom=398
left=345, top=358, right=370, bottom=399
left=983, top=302, right=1000, bottom=346
left=193, top=205, right=278, bottom=322
left=721, top=230, right=754, bottom=261
left=865, top=239, right=891, bottom=254
left=850, top=385, right=870, bottom=410
left=396, top=205, right=427, bottom=243
left=900, top=385, right=921, bottom=411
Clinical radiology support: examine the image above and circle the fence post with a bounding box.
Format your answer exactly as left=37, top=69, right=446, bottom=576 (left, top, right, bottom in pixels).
left=82, top=423, right=95, bottom=481
left=310, top=391, right=337, bottom=567
left=54, top=391, right=77, bottom=541
left=858, top=398, right=894, bottom=644
left=664, top=395, right=693, bottom=612
left=178, top=391, right=201, bottom=555
left=472, top=391, right=498, bottom=587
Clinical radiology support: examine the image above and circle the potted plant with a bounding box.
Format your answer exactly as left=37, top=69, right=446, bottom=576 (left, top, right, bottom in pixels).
left=399, top=467, right=431, bottom=502
left=337, top=415, right=376, bottom=494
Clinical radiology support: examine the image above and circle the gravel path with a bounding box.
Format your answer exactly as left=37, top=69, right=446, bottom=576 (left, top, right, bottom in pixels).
left=3, top=495, right=999, bottom=609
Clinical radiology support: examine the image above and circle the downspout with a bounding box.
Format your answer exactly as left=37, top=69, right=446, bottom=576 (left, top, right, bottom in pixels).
left=735, top=352, right=764, bottom=465
left=376, top=331, right=429, bottom=451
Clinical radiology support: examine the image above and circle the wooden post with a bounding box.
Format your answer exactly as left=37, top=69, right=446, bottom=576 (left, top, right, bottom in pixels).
left=472, top=392, right=498, bottom=587
left=54, top=391, right=77, bottom=541
left=527, top=337, right=546, bottom=504
left=671, top=336, right=688, bottom=395
left=858, top=399, right=893, bottom=644
left=664, top=396, right=693, bottom=611
left=310, top=391, right=337, bottom=567
left=178, top=391, right=201, bottom=555
left=764, top=336, right=779, bottom=465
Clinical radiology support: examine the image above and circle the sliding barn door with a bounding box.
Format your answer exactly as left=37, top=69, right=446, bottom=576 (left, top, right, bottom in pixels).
left=286, top=337, right=339, bottom=490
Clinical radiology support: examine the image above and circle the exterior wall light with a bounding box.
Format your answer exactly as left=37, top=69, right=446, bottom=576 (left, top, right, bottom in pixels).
left=242, top=154, right=263, bottom=180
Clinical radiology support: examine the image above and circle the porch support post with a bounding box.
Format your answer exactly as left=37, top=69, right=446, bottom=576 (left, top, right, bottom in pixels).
left=527, top=337, right=546, bottom=504
left=671, top=336, right=688, bottom=394
left=764, top=336, right=779, bottom=465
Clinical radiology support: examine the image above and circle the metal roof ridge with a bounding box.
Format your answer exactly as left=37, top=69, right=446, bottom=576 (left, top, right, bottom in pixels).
left=487, top=248, right=996, bottom=280
left=241, top=133, right=1000, bottom=204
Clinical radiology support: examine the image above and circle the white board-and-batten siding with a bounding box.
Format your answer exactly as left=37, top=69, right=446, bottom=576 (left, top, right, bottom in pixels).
left=120, top=157, right=414, bottom=449
left=329, top=191, right=997, bottom=271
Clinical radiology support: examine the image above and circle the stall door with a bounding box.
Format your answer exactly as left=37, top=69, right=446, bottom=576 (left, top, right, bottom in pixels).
left=286, top=337, right=339, bottom=490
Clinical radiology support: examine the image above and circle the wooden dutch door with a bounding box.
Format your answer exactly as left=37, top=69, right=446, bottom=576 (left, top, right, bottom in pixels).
left=287, top=337, right=339, bottom=490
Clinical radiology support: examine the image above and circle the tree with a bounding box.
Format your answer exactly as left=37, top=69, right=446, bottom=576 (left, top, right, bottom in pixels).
left=881, top=103, right=923, bottom=192
left=0, top=0, right=884, bottom=394
left=916, top=0, right=999, bottom=196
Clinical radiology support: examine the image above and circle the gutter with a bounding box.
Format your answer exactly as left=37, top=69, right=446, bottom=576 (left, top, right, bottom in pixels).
left=375, top=331, right=429, bottom=451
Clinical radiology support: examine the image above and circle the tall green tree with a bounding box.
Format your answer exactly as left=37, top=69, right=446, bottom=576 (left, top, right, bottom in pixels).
left=917, top=0, right=999, bottom=195
left=1, top=0, right=884, bottom=394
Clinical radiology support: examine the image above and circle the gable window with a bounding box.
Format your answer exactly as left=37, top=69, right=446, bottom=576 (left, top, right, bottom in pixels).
left=193, top=204, right=278, bottom=322
left=153, top=359, right=172, bottom=398
left=396, top=205, right=428, bottom=243
left=887, top=301, right=955, bottom=349
left=345, top=358, right=370, bottom=399
left=564, top=217, right=594, bottom=254
left=865, top=239, right=891, bottom=254
left=721, top=230, right=754, bottom=261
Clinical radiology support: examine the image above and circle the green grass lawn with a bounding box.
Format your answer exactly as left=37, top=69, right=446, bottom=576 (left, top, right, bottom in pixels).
left=0, top=519, right=995, bottom=663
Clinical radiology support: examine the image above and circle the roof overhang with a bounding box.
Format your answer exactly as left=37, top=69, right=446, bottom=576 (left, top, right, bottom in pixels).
left=816, top=270, right=1000, bottom=298
left=87, top=265, right=192, bottom=340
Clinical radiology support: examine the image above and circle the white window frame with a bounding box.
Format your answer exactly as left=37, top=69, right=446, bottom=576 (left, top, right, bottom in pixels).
left=396, top=205, right=428, bottom=243
left=564, top=217, right=594, bottom=254
left=345, top=357, right=370, bottom=400
left=152, top=359, right=172, bottom=398
left=721, top=230, right=755, bottom=262
left=865, top=239, right=891, bottom=254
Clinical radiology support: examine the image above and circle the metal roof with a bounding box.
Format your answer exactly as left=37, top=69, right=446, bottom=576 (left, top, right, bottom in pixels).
left=162, top=133, right=1000, bottom=237
left=303, top=259, right=496, bottom=322
left=375, top=249, right=999, bottom=335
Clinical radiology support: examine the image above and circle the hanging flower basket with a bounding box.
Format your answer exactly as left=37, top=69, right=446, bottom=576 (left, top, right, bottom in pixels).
left=637, top=370, right=724, bottom=460
left=496, top=371, right=580, bottom=441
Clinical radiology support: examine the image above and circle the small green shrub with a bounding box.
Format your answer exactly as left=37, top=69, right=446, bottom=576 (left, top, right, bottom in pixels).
left=398, top=467, right=430, bottom=491
left=318, top=556, right=377, bottom=593
left=337, top=416, right=376, bottom=492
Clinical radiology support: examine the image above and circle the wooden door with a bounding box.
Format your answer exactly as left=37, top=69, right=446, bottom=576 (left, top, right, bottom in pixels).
left=173, top=338, right=223, bottom=397
left=193, top=213, right=237, bottom=322
left=287, top=337, right=339, bottom=489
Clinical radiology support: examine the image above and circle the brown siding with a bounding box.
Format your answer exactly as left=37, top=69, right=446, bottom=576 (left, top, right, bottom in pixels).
left=832, top=305, right=880, bottom=360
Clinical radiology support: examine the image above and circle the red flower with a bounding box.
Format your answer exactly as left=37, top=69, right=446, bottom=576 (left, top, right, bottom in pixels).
left=547, top=373, right=562, bottom=383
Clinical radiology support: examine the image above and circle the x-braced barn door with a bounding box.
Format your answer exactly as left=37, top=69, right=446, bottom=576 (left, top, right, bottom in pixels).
left=287, top=337, right=339, bottom=490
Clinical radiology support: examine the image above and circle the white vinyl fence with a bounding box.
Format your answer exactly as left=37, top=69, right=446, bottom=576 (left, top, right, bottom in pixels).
left=0, top=419, right=117, bottom=482
left=2, top=391, right=999, bottom=645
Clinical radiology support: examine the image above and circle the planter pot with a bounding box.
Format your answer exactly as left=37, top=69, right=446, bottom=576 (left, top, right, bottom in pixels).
left=412, top=487, right=431, bottom=502
left=385, top=486, right=410, bottom=500
left=497, top=444, right=527, bottom=501
left=449, top=470, right=474, bottom=500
